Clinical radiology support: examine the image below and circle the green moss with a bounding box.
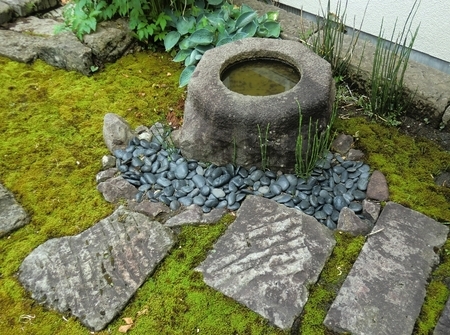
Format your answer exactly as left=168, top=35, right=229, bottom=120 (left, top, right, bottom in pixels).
left=1, top=49, right=449, bottom=334
left=414, top=238, right=450, bottom=334
left=297, top=232, right=365, bottom=334
left=334, top=117, right=450, bottom=221
left=103, top=214, right=287, bottom=335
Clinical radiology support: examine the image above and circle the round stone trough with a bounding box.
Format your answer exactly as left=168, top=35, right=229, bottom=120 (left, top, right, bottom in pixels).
left=176, top=38, right=335, bottom=172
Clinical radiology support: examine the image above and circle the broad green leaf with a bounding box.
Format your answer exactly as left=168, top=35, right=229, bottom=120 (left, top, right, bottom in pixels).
left=189, top=28, right=214, bottom=45
left=218, top=29, right=230, bottom=42
left=185, top=49, right=201, bottom=66
left=216, top=36, right=233, bottom=46
left=195, top=0, right=205, bottom=10
left=206, top=0, right=223, bottom=6
left=239, top=21, right=257, bottom=37
left=235, top=11, right=258, bottom=29
left=179, top=65, right=196, bottom=87
left=164, top=31, right=181, bottom=51
left=232, top=31, right=248, bottom=41
left=256, top=25, right=269, bottom=37
left=179, top=37, right=197, bottom=50
left=264, top=21, right=281, bottom=38
left=240, top=4, right=253, bottom=13
left=195, top=44, right=214, bottom=54
left=173, top=49, right=193, bottom=62
left=176, top=16, right=196, bottom=35
left=225, top=20, right=236, bottom=34
left=266, top=11, right=279, bottom=21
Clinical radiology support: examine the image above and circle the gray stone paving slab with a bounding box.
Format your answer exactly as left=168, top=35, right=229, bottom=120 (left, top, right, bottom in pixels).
left=196, top=195, right=336, bottom=329
left=434, top=297, right=450, bottom=335
left=324, top=202, right=449, bottom=335
left=0, top=184, right=30, bottom=237
left=19, top=206, right=175, bottom=331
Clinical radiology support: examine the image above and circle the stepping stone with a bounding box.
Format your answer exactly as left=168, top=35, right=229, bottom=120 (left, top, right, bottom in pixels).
left=434, top=297, right=450, bottom=335
left=196, top=195, right=335, bottom=329
left=0, top=184, right=30, bottom=237
left=324, top=202, right=448, bottom=335
left=19, top=206, right=175, bottom=331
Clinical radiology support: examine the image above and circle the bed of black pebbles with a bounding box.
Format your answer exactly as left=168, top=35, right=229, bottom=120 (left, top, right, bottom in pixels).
left=113, top=135, right=370, bottom=230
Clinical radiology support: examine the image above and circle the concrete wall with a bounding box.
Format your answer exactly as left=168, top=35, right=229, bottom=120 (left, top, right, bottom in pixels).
left=278, top=0, right=450, bottom=73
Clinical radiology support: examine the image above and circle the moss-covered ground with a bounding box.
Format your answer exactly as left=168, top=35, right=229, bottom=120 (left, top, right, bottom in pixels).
left=0, top=51, right=449, bottom=334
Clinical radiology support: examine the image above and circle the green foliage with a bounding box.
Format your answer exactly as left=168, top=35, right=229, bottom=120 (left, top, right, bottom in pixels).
left=62, top=0, right=195, bottom=41
left=295, top=101, right=336, bottom=179
left=165, top=2, right=281, bottom=86
left=367, top=0, right=420, bottom=125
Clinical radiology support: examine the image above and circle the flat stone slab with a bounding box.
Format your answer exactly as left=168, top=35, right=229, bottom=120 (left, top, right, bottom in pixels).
left=434, top=297, right=450, bottom=335
left=19, top=206, right=175, bottom=331
left=196, top=195, right=336, bottom=329
left=324, top=202, right=449, bottom=335
left=0, top=184, right=30, bottom=237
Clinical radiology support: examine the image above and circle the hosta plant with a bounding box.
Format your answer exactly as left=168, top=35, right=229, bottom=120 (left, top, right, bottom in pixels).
left=163, top=0, right=281, bottom=86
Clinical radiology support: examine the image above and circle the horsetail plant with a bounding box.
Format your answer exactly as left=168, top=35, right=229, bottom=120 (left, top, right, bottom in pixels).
left=368, top=0, right=420, bottom=125
left=295, top=100, right=336, bottom=179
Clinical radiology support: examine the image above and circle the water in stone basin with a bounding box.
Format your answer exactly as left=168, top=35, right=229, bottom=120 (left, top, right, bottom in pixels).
left=220, top=58, right=300, bottom=96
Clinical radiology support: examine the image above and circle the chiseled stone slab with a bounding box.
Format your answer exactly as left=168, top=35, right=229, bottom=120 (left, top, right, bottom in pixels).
left=324, top=202, right=449, bottom=335
left=196, top=195, right=335, bottom=329
left=19, top=207, right=175, bottom=331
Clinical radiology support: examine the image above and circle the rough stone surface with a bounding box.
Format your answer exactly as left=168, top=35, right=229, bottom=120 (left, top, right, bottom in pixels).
left=8, top=16, right=59, bottom=35
left=362, top=199, right=381, bottom=222
left=332, top=133, right=353, bottom=155
left=435, top=171, right=450, bottom=188
left=19, top=207, right=175, bottom=331
left=434, top=297, right=450, bottom=335
left=0, top=29, right=38, bottom=62
left=127, top=199, right=170, bottom=219
left=346, top=148, right=365, bottom=161
left=337, top=207, right=373, bottom=236
left=165, top=205, right=227, bottom=227
left=0, top=184, right=30, bottom=237
left=83, top=18, right=135, bottom=63
left=37, top=32, right=94, bottom=75
left=366, top=170, right=389, bottom=201
left=1, top=0, right=58, bottom=17
left=324, top=202, right=449, bottom=335
left=97, top=176, right=139, bottom=203
left=177, top=38, right=335, bottom=171
left=95, top=168, right=117, bottom=183
left=103, top=113, right=135, bottom=153
left=196, top=196, right=336, bottom=329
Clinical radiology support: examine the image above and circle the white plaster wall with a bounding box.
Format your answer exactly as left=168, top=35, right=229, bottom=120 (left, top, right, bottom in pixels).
left=279, top=0, right=450, bottom=63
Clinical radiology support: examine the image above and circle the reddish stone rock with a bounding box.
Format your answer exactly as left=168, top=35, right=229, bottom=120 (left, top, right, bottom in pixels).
left=366, top=170, right=389, bottom=201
